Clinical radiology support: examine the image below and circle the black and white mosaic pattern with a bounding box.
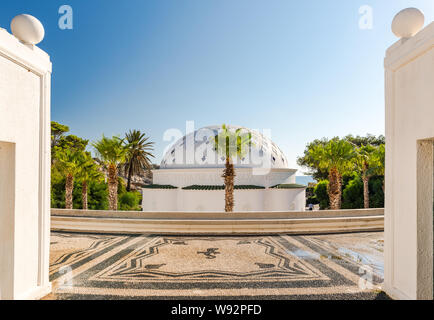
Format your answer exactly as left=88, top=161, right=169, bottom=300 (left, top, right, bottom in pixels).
left=46, top=232, right=388, bottom=300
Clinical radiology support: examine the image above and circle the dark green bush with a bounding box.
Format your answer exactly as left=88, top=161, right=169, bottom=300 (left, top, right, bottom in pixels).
left=342, top=174, right=364, bottom=209
left=305, top=186, right=319, bottom=206
left=369, top=176, right=384, bottom=208
left=51, top=173, right=108, bottom=210
left=119, top=191, right=142, bottom=211
left=87, top=181, right=109, bottom=210
left=314, top=180, right=329, bottom=210
left=51, top=174, right=66, bottom=209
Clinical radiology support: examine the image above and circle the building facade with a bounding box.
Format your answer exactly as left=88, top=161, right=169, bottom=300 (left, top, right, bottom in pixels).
left=143, top=125, right=306, bottom=212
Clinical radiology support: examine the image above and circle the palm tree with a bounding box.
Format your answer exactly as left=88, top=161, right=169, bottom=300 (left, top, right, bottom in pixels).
left=212, top=125, right=252, bottom=212
left=124, top=130, right=155, bottom=192
left=354, top=144, right=377, bottom=208
left=76, top=153, right=102, bottom=210
left=54, top=149, right=82, bottom=209
left=92, top=136, right=128, bottom=210
left=309, top=138, right=356, bottom=210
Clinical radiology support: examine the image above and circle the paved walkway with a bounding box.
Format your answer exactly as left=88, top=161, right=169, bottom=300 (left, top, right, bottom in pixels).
left=44, top=232, right=388, bottom=300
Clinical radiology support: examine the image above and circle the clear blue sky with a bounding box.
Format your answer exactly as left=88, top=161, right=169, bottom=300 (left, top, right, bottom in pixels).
left=1, top=1, right=433, bottom=171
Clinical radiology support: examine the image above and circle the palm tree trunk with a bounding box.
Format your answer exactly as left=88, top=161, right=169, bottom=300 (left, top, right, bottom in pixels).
left=65, top=173, right=74, bottom=209
left=328, top=167, right=342, bottom=210
left=108, top=163, right=118, bottom=211
left=362, top=175, right=370, bottom=209
left=82, top=180, right=88, bottom=210
left=222, top=157, right=235, bottom=212
left=126, top=158, right=134, bottom=192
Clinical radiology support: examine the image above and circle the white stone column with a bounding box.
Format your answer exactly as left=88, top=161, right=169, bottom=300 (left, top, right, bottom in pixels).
left=384, top=10, right=434, bottom=300
left=0, top=19, right=52, bottom=300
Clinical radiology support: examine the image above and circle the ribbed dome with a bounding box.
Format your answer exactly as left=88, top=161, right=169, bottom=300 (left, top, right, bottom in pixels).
left=161, top=125, right=288, bottom=169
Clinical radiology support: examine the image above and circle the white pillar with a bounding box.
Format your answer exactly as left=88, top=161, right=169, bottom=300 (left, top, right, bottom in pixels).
left=384, top=15, right=434, bottom=299
left=0, top=24, right=52, bottom=300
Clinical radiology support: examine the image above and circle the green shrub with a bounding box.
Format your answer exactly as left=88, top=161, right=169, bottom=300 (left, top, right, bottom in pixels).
left=70, top=180, right=109, bottom=210
left=305, top=186, right=319, bottom=206
left=342, top=174, right=364, bottom=209
left=342, top=173, right=354, bottom=189
left=117, top=177, right=127, bottom=195
left=369, top=176, right=384, bottom=208
left=51, top=174, right=66, bottom=209
left=51, top=169, right=108, bottom=210
left=314, top=180, right=329, bottom=210
left=87, top=180, right=109, bottom=210
left=72, top=181, right=82, bottom=209
left=119, top=191, right=142, bottom=211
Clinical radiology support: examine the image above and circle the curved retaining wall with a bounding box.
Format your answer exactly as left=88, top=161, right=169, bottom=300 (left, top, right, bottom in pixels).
left=51, top=208, right=384, bottom=235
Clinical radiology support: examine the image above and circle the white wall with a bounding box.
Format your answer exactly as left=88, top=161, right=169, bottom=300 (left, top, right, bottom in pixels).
left=384, top=22, right=434, bottom=300
left=142, top=188, right=305, bottom=212
left=142, top=189, right=178, bottom=211
left=0, top=28, right=51, bottom=300
left=178, top=190, right=267, bottom=212
left=178, top=190, right=225, bottom=211
left=264, top=189, right=306, bottom=211
left=153, top=168, right=297, bottom=188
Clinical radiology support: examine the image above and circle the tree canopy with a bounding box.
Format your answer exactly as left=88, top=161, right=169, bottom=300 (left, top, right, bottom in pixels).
left=299, top=134, right=385, bottom=210
left=297, top=134, right=384, bottom=181
left=51, top=122, right=154, bottom=211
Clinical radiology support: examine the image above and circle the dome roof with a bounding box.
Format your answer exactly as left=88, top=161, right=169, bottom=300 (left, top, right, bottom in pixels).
left=161, top=125, right=289, bottom=169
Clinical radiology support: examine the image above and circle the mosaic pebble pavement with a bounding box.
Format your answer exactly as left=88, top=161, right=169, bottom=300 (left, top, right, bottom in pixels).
left=43, top=232, right=389, bottom=300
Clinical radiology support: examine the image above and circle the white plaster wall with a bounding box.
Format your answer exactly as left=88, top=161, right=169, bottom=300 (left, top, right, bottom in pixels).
left=0, top=54, right=40, bottom=297
left=0, top=28, right=51, bottom=300
left=178, top=190, right=225, bottom=211
left=264, top=189, right=306, bottom=211
left=153, top=168, right=296, bottom=188
left=142, top=189, right=178, bottom=211
left=142, top=188, right=305, bottom=212
left=384, top=22, right=434, bottom=300
left=179, top=190, right=267, bottom=212
left=234, top=190, right=265, bottom=211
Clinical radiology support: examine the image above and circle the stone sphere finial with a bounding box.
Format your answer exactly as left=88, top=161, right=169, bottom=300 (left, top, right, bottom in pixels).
left=10, top=14, right=45, bottom=45
left=392, top=8, right=425, bottom=38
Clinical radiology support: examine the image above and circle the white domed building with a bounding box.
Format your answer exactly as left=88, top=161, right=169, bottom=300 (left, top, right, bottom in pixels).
left=142, top=125, right=306, bottom=212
